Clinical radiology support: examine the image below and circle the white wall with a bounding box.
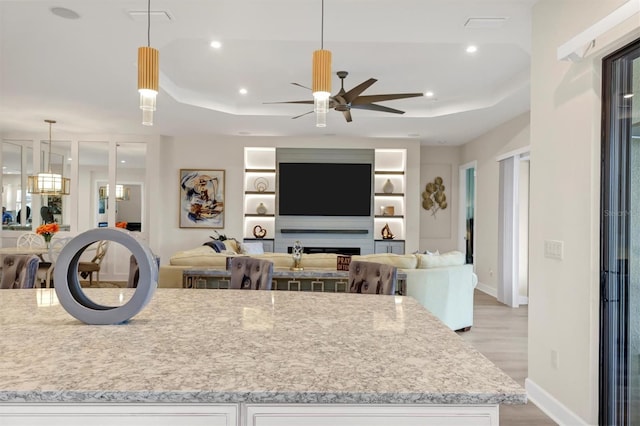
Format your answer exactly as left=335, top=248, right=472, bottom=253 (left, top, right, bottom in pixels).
left=155, top=135, right=421, bottom=265
left=528, top=0, right=639, bottom=423
left=419, top=146, right=460, bottom=253
left=459, top=112, right=530, bottom=293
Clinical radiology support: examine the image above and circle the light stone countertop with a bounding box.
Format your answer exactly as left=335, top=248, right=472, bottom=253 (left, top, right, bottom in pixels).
left=0, top=288, right=526, bottom=405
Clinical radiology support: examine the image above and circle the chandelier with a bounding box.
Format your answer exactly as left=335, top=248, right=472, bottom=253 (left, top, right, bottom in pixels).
left=27, top=119, right=70, bottom=195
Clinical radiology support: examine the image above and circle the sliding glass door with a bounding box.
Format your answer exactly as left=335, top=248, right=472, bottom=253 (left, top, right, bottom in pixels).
left=601, top=37, right=640, bottom=425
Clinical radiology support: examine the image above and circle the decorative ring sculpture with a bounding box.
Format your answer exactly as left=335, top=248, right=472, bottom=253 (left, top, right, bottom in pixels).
left=54, top=228, right=157, bottom=325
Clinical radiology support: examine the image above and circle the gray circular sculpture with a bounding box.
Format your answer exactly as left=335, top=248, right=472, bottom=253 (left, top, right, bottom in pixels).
left=54, top=228, right=157, bottom=325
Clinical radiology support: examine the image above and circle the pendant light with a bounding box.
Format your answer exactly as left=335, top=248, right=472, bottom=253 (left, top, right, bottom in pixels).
left=27, top=120, right=70, bottom=195
left=138, top=0, right=159, bottom=126
left=312, top=0, right=331, bottom=127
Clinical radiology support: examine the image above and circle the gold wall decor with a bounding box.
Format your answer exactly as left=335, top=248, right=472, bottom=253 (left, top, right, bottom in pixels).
left=422, top=176, right=448, bottom=217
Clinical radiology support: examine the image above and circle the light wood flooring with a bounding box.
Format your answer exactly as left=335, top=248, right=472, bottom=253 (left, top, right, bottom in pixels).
left=457, top=290, right=558, bottom=425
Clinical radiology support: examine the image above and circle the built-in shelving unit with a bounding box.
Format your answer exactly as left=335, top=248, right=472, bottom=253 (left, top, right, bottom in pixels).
left=244, top=147, right=407, bottom=251
left=374, top=149, right=406, bottom=242
left=243, top=148, right=276, bottom=240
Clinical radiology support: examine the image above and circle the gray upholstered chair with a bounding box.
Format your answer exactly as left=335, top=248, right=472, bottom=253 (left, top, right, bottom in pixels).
left=127, top=253, right=161, bottom=288
left=348, top=260, right=397, bottom=295
left=0, top=254, right=40, bottom=289
left=229, top=257, right=273, bottom=290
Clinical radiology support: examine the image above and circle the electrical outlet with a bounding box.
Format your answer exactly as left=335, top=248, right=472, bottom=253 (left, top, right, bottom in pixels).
left=551, top=350, right=559, bottom=370
left=544, top=240, right=564, bottom=260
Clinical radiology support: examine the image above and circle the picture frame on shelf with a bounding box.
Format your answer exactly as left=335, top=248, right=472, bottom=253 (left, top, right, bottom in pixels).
left=179, top=169, right=225, bottom=229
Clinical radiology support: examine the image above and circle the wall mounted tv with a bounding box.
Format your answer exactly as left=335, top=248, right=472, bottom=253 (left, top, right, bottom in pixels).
left=278, top=162, right=372, bottom=216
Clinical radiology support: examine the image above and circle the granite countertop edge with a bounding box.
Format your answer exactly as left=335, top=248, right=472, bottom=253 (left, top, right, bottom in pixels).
left=0, top=390, right=527, bottom=405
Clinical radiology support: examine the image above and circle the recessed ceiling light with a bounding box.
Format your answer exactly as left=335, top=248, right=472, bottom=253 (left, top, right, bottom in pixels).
left=466, top=45, right=478, bottom=53
left=50, top=7, right=80, bottom=19
left=210, top=40, right=222, bottom=49
left=120, top=160, right=126, bottom=163
left=239, top=88, right=248, bottom=95
left=424, top=91, right=434, bottom=98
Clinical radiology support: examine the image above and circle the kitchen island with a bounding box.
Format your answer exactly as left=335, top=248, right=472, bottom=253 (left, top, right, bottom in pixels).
left=0, top=289, right=525, bottom=425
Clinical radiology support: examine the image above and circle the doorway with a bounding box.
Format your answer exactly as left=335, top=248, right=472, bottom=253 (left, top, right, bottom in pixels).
left=600, top=36, right=640, bottom=425
left=458, top=162, right=476, bottom=266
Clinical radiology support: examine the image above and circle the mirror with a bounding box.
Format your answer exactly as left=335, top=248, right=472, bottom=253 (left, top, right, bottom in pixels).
left=39, top=140, right=71, bottom=230
left=78, top=141, right=109, bottom=232
left=2, top=140, right=33, bottom=230
left=116, top=143, right=145, bottom=232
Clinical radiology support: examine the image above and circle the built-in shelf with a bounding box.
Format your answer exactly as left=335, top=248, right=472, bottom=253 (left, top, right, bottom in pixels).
left=245, top=214, right=275, bottom=217
left=374, top=170, right=405, bottom=175
left=374, top=192, right=404, bottom=197
left=245, top=168, right=276, bottom=173
left=244, top=191, right=276, bottom=195
left=375, top=215, right=404, bottom=219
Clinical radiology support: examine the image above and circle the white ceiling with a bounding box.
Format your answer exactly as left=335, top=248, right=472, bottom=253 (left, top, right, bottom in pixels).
left=0, top=0, right=535, bottom=146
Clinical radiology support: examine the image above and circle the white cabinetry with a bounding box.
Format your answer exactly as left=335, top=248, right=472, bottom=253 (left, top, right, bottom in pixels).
left=244, top=404, right=498, bottom=426
left=374, top=239, right=406, bottom=254
left=0, top=404, right=238, bottom=426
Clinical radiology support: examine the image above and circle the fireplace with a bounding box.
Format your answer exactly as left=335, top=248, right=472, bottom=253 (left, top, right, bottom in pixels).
left=288, top=246, right=361, bottom=256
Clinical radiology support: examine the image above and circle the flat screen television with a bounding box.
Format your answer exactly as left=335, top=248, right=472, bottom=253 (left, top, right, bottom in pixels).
left=278, top=162, right=372, bottom=216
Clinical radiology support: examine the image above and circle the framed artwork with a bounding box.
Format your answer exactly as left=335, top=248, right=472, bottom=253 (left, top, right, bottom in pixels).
left=179, top=169, right=225, bottom=228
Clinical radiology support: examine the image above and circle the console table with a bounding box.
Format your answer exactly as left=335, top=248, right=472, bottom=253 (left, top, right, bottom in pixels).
left=0, top=289, right=526, bottom=425
left=183, top=267, right=407, bottom=293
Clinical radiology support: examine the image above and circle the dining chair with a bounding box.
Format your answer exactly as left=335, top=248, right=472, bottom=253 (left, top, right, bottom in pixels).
left=78, top=240, right=109, bottom=287
left=44, top=236, right=72, bottom=288
left=0, top=254, right=40, bottom=289
left=16, top=232, right=45, bottom=249
left=229, top=257, right=273, bottom=290
left=348, top=260, right=397, bottom=295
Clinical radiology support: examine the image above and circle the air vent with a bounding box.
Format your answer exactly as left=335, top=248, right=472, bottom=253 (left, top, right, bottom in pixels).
left=127, top=10, right=173, bottom=22
left=464, top=17, right=508, bottom=29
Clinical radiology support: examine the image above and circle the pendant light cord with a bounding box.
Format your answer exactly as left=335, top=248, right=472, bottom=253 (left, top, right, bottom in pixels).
left=147, top=0, right=151, bottom=47
left=320, top=0, right=324, bottom=50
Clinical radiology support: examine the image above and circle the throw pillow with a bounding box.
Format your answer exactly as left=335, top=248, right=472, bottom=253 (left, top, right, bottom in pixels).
left=240, top=242, right=265, bottom=255
left=203, top=240, right=226, bottom=253
left=223, top=239, right=240, bottom=253
left=426, top=249, right=440, bottom=256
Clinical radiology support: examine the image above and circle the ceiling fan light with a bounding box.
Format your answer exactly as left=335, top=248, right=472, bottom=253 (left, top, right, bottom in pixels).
left=312, top=49, right=332, bottom=98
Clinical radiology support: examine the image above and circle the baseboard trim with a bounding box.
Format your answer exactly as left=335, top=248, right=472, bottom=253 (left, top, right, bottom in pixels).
left=525, top=378, right=588, bottom=425
left=475, top=282, right=497, bottom=298
left=519, top=296, right=529, bottom=305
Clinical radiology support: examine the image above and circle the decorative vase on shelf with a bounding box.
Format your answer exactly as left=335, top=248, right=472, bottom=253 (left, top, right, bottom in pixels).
left=382, top=178, right=394, bottom=194
left=256, top=202, right=267, bottom=215
left=291, top=240, right=304, bottom=271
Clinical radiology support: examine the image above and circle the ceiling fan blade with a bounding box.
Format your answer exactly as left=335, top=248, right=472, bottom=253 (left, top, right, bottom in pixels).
left=351, top=93, right=423, bottom=104
left=343, top=78, right=377, bottom=103
left=263, top=100, right=314, bottom=105
left=342, top=110, right=353, bottom=123
left=292, top=110, right=314, bottom=119
left=291, top=82, right=312, bottom=90
left=351, top=103, right=406, bottom=115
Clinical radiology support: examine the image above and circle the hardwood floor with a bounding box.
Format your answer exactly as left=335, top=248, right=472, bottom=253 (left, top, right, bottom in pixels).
left=457, top=290, right=558, bottom=425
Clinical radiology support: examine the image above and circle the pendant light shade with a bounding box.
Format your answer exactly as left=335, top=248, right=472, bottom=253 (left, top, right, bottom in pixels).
left=137, top=0, right=159, bottom=126
left=138, top=46, right=158, bottom=126
left=27, top=119, right=71, bottom=196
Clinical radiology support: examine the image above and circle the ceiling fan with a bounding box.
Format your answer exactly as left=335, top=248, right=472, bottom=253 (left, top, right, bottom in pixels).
left=265, top=71, right=424, bottom=123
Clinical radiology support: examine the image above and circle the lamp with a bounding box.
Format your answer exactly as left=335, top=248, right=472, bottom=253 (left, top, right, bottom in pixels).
left=138, top=0, right=159, bottom=126
left=27, top=120, right=70, bottom=196
left=99, top=185, right=130, bottom=201
left=312, top=0, right=331, bottom=127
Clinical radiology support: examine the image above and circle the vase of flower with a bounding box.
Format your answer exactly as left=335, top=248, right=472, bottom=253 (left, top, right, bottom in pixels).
left=36, top=223, right=59, bottom=249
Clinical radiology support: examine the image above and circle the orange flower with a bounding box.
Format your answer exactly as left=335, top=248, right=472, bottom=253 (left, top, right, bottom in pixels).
left=36, top=223, right=59, bottom=235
